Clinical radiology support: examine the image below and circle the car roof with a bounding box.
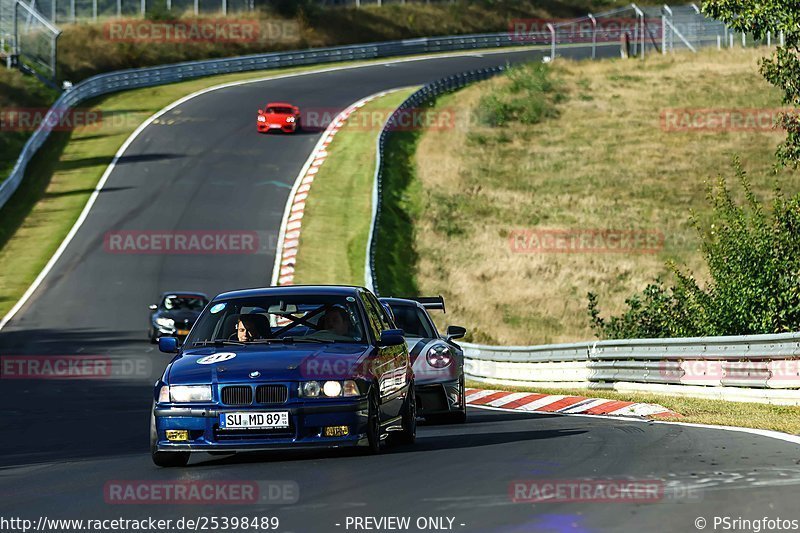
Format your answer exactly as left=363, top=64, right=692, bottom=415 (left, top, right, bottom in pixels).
left=214, top=285, right=366, bottom=301
left=265, top=102, right=295, bottom=108
left=160, top=291, right=208, bottom=298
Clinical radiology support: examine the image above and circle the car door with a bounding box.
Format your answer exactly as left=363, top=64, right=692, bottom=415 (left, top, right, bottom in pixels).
left=360, top=292, right=405, bottom=420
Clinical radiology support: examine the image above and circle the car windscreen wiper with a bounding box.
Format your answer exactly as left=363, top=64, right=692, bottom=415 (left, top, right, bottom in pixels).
left=248, top=337, right=335, bottom=344
left=192, top=339, right=246, bottom=347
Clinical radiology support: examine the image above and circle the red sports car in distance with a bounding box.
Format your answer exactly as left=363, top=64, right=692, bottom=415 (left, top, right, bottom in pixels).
left=257, top=102, right=301, bottom=133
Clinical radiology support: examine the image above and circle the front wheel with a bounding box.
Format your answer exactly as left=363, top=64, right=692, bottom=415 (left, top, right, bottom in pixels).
left=362, top=389, right=382, bottom=455
left=391, top=384, right=416, bottom=445
left=150, top=407, right=190, bottom=467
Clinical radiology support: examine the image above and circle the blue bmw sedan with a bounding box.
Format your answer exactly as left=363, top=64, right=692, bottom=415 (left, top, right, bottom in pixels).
left=150, top=285, right=416, bottom=467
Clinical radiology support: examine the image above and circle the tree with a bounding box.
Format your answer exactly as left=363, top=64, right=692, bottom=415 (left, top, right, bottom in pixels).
left=701, top=0, right=800, bottom=167
left=588, top=159, right=800, bottom=339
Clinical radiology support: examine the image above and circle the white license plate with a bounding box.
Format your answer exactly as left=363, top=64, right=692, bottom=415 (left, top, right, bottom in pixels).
left=220, top=411, right=289, bottom=429
left=269, top=124, right=281, bottom=129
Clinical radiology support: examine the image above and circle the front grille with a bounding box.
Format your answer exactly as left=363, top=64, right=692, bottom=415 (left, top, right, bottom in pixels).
left=256, top=384, right=288, bottom=404
left=213, top=426, right=295, bottom=441
left=221, top=386, right=253, bottom=406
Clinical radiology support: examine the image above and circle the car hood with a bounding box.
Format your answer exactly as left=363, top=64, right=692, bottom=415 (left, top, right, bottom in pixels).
left=263, top=113, right=293, bottom=124
left=168, top=343, right=371, bottom=385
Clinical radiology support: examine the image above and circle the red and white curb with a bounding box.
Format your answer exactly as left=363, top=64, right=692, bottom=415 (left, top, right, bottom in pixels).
left=272, top=90, right=398, bottom=287
left=466, top=388, right=681, bottom=419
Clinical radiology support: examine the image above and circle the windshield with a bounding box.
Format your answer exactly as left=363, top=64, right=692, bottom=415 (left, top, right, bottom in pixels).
left=389, top=303, right=436, bottom=338
left=162, top=295, right=207, bottom=311
left=265, top=106, right=294, bottom=114
left=185, top=294, right=366, bottom=345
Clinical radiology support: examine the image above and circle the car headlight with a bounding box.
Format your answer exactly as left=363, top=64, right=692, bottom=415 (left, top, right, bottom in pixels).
left=342, top=380, right=360, bottom=397
left=322, top=381, right=342, bottom=397
left=286, top=116, right=296, bottom=123
left=299, top=380, right=360, bottom=398
left=426, top=345, right=453, bottom=369
left=257, top=116, right=266, bottom=122
left=156, top=317, right=175, bottom=329
left=300, top=381, right=321, bottom=398
left=169, top=385, right=212, bottom=403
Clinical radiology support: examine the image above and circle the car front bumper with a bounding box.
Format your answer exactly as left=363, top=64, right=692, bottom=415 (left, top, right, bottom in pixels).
left=415, top=379, right=462, bottom=416
left=153, top=399, right=369, bottom=452
left=257, top=123, right=296, bottom=133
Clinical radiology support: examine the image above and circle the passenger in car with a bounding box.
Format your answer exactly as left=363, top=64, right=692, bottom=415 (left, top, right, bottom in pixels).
left=236, top=314, right=269, bottom=342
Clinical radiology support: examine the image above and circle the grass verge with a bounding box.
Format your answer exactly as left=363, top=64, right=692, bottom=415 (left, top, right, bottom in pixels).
left=466, top=380, right=800, bottom=434
left=0, top=69, right=59, bottom=183
left=292, top=88, right=417, bottom=286
left=380, top=48, right=800, bottom=345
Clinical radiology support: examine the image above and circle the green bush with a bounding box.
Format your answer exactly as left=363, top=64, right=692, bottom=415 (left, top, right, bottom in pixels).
left=588, top=158, right=800, bottom=339
left=477, top=63, right=563, bottom=127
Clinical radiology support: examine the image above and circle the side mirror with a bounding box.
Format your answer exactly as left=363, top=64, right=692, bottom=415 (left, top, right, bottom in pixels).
left=149, top=304, right=158, bottom=311
left=378, top=329, right=405, bottom=347
left=445, top=325, right=466, bottom=342
left=158, top=336, right=179, bottom=354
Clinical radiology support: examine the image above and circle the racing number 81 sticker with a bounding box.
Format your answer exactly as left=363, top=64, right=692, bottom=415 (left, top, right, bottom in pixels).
left=197, top=353, right=237, bottom=365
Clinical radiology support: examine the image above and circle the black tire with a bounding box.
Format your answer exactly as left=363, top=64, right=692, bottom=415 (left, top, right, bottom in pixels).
left=362, top=389, right=382, bottom=455
left=390, top=383, right=416, bottom=445
left=150, top=406, right=190, bottom=467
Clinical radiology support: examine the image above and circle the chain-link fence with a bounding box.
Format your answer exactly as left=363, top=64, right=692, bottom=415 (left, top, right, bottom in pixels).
left=14, top=0, right=60, bottom=78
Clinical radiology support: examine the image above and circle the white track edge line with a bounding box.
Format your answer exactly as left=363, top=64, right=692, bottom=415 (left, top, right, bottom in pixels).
left=271, top=87, right=408, bottom=286
left=470, top=404, right=800, bottom=445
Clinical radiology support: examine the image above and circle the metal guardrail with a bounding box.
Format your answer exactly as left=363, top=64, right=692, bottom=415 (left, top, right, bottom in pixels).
left=364, top=65, right=506, bottom=296
left=461, top=332, right=800, bottom=399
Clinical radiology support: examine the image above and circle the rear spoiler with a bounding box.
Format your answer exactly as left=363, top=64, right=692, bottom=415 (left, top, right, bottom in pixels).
left=408, top=296, right=446, bottom=313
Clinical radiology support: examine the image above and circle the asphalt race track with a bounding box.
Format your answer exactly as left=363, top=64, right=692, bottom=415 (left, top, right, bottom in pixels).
left=1, top=46, right=799, bottom=532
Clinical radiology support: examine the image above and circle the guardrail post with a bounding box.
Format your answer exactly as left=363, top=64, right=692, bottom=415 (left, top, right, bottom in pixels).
left=766, top=31, right=770, bottom=47
left=69, top=0, right=74, bottom=23
left=116, top=0, right=120, bottom=17
left=92, top=0, right=96, bottom=21
left=632, top=3, right=644, bottom=59
left=546, top=22, right=555, bottom=61
left=588, top=14, right=597, bottom=59
left=194, top=0, right=198, bottom=15
left=221, top=0, right=226, bottom=15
